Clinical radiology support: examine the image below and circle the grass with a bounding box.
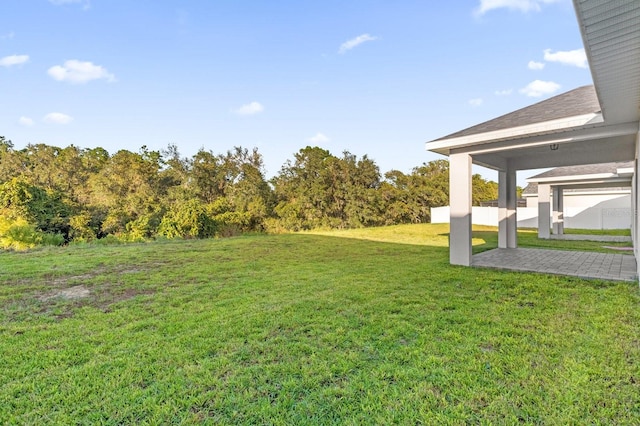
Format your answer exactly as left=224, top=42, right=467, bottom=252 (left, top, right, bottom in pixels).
left=518, top=227, right=632, bottom=237
left=307, top=223, right=634, bottom=254
left=1, top=224, right=639, bottom=424
left=476, top=227, right=633, bottom=253
left=563, top=227, right=631, bottom=236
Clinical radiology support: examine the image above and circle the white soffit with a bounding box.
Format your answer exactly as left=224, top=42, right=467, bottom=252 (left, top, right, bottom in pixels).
left=575, top=0, right=640, bottom=124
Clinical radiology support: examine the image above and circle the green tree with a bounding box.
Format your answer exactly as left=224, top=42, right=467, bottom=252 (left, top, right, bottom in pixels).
left=158, top=198, right=216, bottom=239
left=87, top=148, right=164, bottom=238
left=0, top=177, right=70, bottom=240
left=0, top=137, right=26, bottom=184
left=472, top=174, right=499, bottom=205
left=380, top=160, right=449, bottom=224
left=272, top=147, right=383, bottom=230
left=189, top=149, right=226, bottom=203
left=272, top=146, right=338, bottom=230
left=221, top=147, right=273, bottom=231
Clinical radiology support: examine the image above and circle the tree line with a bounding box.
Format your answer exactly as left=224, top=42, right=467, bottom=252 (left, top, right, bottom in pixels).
left=0, top=136, right=498, bottom=249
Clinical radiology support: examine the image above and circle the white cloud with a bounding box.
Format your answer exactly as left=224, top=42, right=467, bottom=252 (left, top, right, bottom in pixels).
left=18, top=116, right=34, bottom=126
left=468, top=98, right=484, bottom=107
left=543, top=48, right=587, bottom=68
left=43, top=112, right=74, bottom=124
left=528, top=60, right=545, bottom=70
left=48, top=0, right=90, bottom=10
left=308, top=133, right=330, bottom=144
left=519, top=80, right=560, bottom=97
left=0, top=54, right=29, bottom=67
left=339, top=34, right=378, bottom=54
left=495, top=89, right=513, bottom=96
left=475, top=0, right=561, bottom=15
left=233, top=101, right=264, bottom=116
left=48, top=60, right=115, bottom=84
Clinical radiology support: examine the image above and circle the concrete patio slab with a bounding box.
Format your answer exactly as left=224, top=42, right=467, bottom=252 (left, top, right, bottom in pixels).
left=473, top=248, right=637, bottom=282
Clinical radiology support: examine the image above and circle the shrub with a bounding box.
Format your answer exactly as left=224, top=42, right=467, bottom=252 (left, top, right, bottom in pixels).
left=69, top=213, right=97, bottom=242
left=158, top=198, right=216, bottom=239
left=0, top=216, right=64, bottom=250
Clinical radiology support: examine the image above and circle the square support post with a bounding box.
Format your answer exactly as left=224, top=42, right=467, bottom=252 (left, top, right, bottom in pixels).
left=538, top=183, right=551, bottom=239
left=449, top=152, right=472, bottom=266
left=506, top=168, right=517, bottom=248
left=552, top=186, right=564, bottom=235
left=631, top=132, right=640, bottom=277
left=498, top=167, right=517, bottom=248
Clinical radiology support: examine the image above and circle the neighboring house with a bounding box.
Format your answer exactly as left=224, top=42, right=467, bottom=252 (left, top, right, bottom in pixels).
left=425, top=0, right=640, bottom=274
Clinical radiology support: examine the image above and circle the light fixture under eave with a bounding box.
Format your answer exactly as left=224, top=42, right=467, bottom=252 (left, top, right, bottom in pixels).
left=549, top=143, right=559, bottom=151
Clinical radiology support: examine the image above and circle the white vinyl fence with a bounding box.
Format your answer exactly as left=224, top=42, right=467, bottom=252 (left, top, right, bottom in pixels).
left=430, top=206, right=631, bottom=230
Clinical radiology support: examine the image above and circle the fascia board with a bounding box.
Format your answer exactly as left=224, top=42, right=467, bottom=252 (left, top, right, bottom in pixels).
left=563, top=189, right=631, bottom=196
left=527, top=176, right=632, bottom=187
left=530, top=173, right=616, bottom=183
left=527, top=188, right=631, bottom=198
left=616, top=167, right=634, bottom=176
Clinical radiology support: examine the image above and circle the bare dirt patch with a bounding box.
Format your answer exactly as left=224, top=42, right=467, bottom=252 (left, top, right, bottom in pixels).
left=3, top=263, right=165, bottom=322
left=37, top=285, right=91, bottom=302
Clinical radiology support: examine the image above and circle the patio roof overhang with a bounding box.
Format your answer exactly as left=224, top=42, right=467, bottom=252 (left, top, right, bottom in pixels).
left=429, top=118, right=638, bottom=171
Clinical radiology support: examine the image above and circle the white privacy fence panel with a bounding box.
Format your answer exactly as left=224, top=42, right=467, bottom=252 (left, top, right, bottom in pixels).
left=430, top=206, right=631, bottom=229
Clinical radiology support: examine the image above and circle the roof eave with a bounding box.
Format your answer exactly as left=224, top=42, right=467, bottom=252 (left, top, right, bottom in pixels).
left=528, top=174, right=632, bottom=185
left=425, top=112, right=603, bottom=156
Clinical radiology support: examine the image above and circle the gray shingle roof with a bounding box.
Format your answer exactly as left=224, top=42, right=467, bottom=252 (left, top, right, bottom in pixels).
left=435, top=85, right=600, bottom=141
left=522, top=183, right=537, bottom=195
left=528, top=161, right=634, bottom=180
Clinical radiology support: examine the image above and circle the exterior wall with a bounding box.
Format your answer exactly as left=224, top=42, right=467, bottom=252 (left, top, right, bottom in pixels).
left=431, top=199, right=632, bottom=229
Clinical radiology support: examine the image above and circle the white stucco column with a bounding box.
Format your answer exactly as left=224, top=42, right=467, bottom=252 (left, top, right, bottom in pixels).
left=552, top=186, right=564, bottom=235
left=634, top=131, right=640, bottom=280
left=538, top=183, right=551, bottom=239
left=449, top=152, right=472, bottom=266
left=633, top=161, right=637, bottom=253
left=498, top=170, right=508, bottom=248
left=506, top=168, right=517, bottom=248
left=498, top=167, right=517, bottom=248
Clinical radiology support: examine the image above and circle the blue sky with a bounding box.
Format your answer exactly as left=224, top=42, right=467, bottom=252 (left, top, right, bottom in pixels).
left=1, top=0, right=592, bottom=185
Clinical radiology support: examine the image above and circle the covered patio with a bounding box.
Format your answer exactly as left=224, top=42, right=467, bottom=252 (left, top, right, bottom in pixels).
left=473, top=248, right=637, bottom=282
left=526, top=162, right=633, bottom=237
left=425, top=0, right=640, bottom=281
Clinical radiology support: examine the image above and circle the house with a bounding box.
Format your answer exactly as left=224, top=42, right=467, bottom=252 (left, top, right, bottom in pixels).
left=523, top=162, right=633, bottom=231
left=425, top=0, right=640, bottom=277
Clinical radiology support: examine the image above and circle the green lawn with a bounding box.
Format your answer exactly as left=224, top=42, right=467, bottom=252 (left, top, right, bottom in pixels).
left=1, top=224, right=639, bottom=424
left=308, top=223, right=634, bottom=254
